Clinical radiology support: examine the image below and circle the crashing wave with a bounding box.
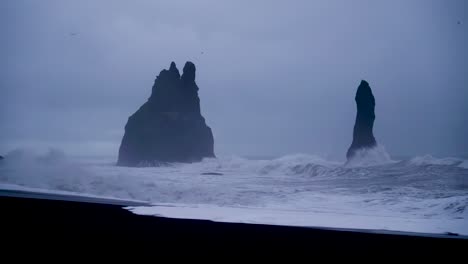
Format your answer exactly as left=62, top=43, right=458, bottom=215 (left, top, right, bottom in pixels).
left=1, top=147, right=467, bottom=230
left=409, top=155, right=464, bottom=166
left=258, top=154, right=338, bottom=176
left=344, top=145, right=394, bottom=167
left=459, top=160, right=468, bottom=169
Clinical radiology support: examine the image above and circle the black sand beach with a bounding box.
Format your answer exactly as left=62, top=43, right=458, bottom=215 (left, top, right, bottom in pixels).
left=1, top=191, right=466, bottom=258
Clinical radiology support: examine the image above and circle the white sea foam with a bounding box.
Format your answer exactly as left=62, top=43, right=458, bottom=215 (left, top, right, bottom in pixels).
left=409, top=155, right=464, bottom=166
left=345, top=145, right=394, bottom=167
left=459, top=160, right=468, bottom=169
left=1, top=148, right=467, bottom=234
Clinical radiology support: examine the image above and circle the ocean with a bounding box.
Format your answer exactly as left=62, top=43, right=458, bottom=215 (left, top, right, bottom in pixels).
left=1, top=146, right=467, bottom=235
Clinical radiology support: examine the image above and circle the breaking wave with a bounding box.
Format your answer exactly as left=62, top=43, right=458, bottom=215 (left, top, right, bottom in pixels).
left=409, top=155, right=466, bottom=166
left=344, top=145, right=394, bottom=167
left=1, top=147, right=467, bottom=232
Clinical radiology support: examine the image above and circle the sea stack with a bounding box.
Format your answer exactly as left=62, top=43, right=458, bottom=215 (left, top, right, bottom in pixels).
left=117, top=61, right=215, bottom=166
left=346, top=80, right=377, bottom=159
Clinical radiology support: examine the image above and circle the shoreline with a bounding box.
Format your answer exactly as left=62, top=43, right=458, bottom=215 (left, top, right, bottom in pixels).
left=1, top=191, right=466, bottom=256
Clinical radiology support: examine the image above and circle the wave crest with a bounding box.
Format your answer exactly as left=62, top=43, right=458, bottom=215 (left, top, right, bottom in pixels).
left=409, top=155, right=465, bottom=167
left=345, top=145, right=394, bottom=167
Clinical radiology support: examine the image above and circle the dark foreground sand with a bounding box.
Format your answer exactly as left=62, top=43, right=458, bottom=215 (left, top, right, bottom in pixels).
left=1, top=191, right=466, bottom=259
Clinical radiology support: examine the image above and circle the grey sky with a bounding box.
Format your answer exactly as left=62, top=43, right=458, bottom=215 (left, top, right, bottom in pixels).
left=1, top=0, right=467, bottom=159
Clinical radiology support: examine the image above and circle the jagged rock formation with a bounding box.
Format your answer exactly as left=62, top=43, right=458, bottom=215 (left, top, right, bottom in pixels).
left=346, top=80, right=377, bottom=159
left=118, top=61, right=215, bottom=166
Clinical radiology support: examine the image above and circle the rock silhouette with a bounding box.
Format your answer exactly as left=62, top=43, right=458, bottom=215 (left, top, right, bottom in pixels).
left=346, top=80, right=377, bottom=159
left=118, top=61, right=215, bottom=166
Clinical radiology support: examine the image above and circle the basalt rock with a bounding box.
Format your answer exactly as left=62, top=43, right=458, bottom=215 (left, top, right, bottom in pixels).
left=346, top=80, right=377, bottom=159
left=117, top=61, right=215, bottom=166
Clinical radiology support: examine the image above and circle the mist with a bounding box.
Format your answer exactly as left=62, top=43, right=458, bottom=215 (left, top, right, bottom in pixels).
left=1, top=0, right=467, bottom=160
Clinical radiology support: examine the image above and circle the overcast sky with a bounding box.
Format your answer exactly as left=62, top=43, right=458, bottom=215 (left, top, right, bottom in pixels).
left=1, top=0, right=467, bottom=160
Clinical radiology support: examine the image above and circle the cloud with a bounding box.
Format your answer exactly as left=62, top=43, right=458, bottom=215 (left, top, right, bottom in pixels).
left=1, top=0, right=467, bottom=158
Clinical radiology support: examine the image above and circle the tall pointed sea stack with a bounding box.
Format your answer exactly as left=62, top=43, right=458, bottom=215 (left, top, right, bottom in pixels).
left=118, top=61, right=215, bottom=166
left=346, top=80, right=377, bottom=159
